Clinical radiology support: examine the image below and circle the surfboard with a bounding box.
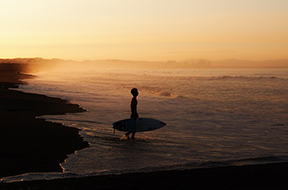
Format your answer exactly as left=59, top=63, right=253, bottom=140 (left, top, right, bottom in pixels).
left=113, top=118, right=166, bottom=132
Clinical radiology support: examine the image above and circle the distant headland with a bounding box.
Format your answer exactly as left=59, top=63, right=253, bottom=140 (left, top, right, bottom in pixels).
left=1, top=58, right=288, bottom=72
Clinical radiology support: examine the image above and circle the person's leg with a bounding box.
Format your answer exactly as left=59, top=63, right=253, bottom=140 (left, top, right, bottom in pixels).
left=125, top=132, right=130, bottom=139
left=131, top=132, right=135, bottom=139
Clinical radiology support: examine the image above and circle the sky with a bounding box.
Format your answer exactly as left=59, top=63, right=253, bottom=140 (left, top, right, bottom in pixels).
left=1, top=0, right=288, bottom=61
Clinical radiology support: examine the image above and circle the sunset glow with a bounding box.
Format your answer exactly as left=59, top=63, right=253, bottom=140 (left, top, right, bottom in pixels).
left=1, top=0, right=288, bottom=61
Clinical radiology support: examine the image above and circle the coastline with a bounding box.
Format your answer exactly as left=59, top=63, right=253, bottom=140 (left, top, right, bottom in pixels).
left=1, top=163, right=288, bottom=189
left=1, top=63, right=288, bottom=189
left=0, top=63, right=89, bottom=178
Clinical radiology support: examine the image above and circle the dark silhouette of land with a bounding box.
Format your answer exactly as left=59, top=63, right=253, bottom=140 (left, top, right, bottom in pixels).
left=1, top=58, right=288, bottom=72
left=0, top=63, right=89, bottom=178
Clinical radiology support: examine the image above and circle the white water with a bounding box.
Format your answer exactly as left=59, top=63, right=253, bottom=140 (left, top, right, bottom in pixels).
left=2, top=68, right=288, bottom=182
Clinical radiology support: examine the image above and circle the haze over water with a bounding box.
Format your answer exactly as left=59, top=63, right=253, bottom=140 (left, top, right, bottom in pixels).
left=3, top=67, right=288, bottom=182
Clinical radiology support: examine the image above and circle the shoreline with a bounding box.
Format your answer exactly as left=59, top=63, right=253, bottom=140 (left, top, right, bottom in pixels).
left=1, top=162, right=288, bottom=189
left=0, top=63, right=89, bottom=178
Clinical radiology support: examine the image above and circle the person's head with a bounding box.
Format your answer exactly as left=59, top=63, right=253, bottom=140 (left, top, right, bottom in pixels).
left=131, top=88, right=138, bottom=97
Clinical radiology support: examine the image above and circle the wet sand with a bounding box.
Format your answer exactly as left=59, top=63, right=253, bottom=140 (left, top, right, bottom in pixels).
left=1, top=63, right=288, bottom=189
left=0, top=63, right=89, bottom=178
left=1, top=162, right=288, bottom=190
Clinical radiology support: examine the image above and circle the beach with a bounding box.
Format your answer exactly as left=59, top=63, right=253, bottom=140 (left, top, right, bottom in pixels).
left=1, top=63, right=288, bottom=189
left=1, top=163, right=288, bottom=189
left=0, top=63, right=89, bottom=178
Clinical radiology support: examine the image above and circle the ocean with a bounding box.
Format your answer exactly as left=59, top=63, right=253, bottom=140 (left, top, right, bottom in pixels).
left=2, top=68, right=288, bottom=182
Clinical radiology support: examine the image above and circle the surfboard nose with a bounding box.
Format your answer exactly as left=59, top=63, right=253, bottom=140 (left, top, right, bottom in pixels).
left=160, top=122, right=166, bottom=127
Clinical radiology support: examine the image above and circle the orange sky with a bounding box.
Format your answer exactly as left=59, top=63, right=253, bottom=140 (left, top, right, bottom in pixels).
left=1, top=0, right=288, bottom=61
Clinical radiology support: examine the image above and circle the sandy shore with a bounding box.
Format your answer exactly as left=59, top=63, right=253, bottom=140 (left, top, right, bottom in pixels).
left=1, top=163, right=288, bottom=190
left=0, top=63, right=89, bottom=178
left=1, top=62, right=288, bottom=189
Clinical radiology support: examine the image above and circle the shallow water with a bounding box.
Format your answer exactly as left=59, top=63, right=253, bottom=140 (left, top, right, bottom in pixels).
left=2, top=68, right=288, bottom=182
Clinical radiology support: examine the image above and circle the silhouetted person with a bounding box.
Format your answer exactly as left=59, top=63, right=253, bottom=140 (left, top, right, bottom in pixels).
left=125, top=88, right=138, bottom=139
